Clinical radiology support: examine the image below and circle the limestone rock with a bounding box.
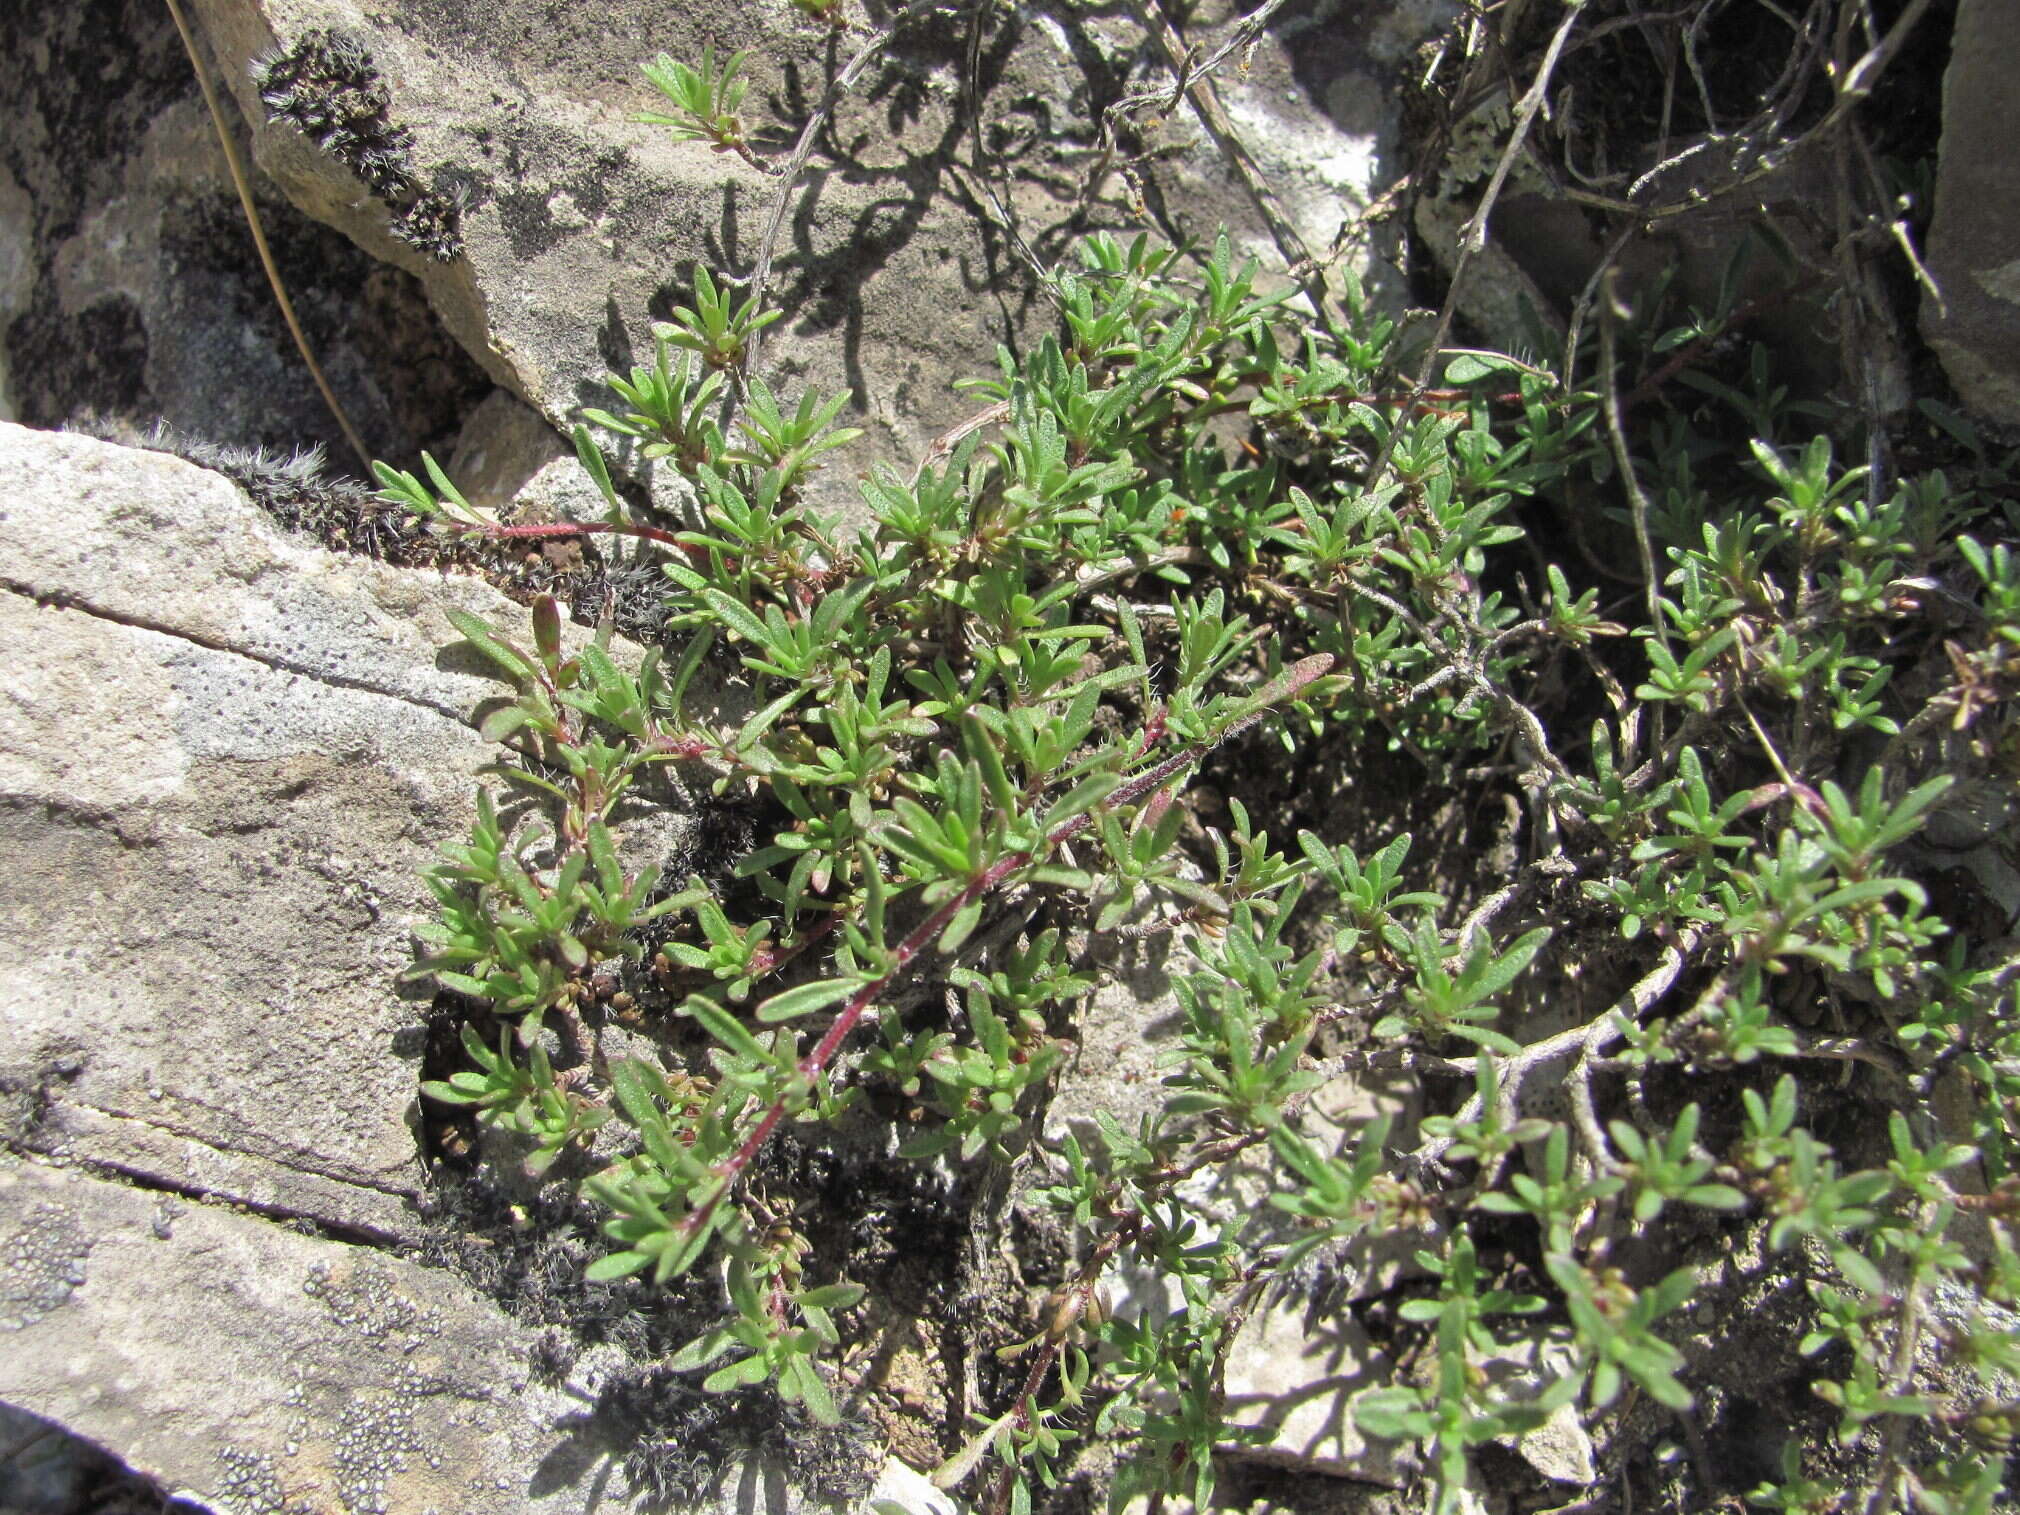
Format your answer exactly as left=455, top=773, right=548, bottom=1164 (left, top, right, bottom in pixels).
left=0, top=421, right=944, bottom=1515
left=2, top=1158, right=956, bottom=1515
left=5, top=0, right=1443, bottom=508
left=0, top=1158, right=601, bottom=1515
left=1042, top=926, right=1183, bottom=1149
left=1923, top=0, right=2020, bottom=423
left=1475, top=1330, right=1594, bottom=1487
left=0, top=1400, right=162, bottom=1514
left=0, top=0, right=489, bottom=462
left=1218, top=1301, right=1414, bottom=1487
left=166, top=0, right=1429, bottom=515
left=0, top=420, right=608, bottom=1242
left=445, top=387, right=627, bottom=527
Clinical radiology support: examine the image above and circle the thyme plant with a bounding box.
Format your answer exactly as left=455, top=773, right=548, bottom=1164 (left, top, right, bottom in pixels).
left=386, top=148, right=2020, bottom=1515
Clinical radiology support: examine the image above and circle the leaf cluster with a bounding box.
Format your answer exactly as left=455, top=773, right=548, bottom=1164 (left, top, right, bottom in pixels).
left=390, top=128, right=2020, bottom=1511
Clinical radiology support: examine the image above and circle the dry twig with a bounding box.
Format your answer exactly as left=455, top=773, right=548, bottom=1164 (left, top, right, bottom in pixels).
left=744, top=0, right=961, bottom=370
left=164, top=0, right=372, bottom=472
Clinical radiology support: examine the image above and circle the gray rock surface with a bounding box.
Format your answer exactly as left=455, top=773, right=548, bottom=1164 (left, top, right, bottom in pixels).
left=0, top=420, right=572, bottom=1244
left=1219, top=1303, right=1414, bottom=1486
left=0, top=3, right=1496, bottom=1504
left=2, top=0, right=1440, bottom=525
left=1923, top=0, right=2020, bottom=423
left=1, top=1157, right=598, bottom=1515
left=164, top=0, right=1426, bottom=511
left=0, top=421, right=964, bottom=1515
left=2, top=1155, right=967, bottom=1515
left=0, top=0, right=490, bottom=463
left=0, top=1400, right=171, bottom=1515
left=0, top=1155, right=977, bottom=1510
left=0, top=421, right=606, bottom=1508
left=0, top=1151, right=958, bottom=1512
left=1474, top=1330, right=1595, bottom=1487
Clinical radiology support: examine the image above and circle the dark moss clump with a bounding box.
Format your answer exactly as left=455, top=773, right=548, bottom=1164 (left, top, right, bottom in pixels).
left=118, top=423, right=431, bottom=561
left=596, top=1365, right=885, bottom=1509
left=253, top=28, right=468, bottom=261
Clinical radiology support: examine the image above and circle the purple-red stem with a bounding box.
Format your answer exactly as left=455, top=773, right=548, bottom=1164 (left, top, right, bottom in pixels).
left=677, top=653, right=1337, bottom=1243
left=482, top=518, right=712, bottom=566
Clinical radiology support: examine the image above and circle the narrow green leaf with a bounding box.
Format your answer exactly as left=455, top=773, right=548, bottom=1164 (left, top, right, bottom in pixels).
left=1444, top=353, right=1497, bottom=383
left=446, top=610, right=536, bottom=682
left=704, top=1354, right=770, bottom=1393
left=702, top=588, right=773, bottom=650
left=667, top=1326, right=740, bottom=1372
left=940, top=897, right=985, bottom=954
left=795, top=1282, right=867, bottom=1312
left=1041, top=772, right=1120, bottom=834
left=584, top=1249, right=653, bottom=1282
left=479, top=703, right=533, bottom=742
left=682, top=994, right=771, bottom=1062
left=532, top=595, right=563, bottom=668
left=784, top=1352, right=839, bottom=1423
left=756, top=978, right=861, bottom=1024
left=572, top=423, right=623, bottom=517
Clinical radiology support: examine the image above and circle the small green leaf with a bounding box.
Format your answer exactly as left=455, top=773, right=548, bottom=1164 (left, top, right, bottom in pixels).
left=796, top=1282, right=867, bottom=1312
left=682, top=995, right=773, bottom=1062
left=479, top=703, right=533, bottom=742
left=940, top=897, right=985, bottom=953
left=572, top=424, right=624, bottom=517
left=667, top=1326, right=741, bottom=1372
left=1354, top=1386, right=1429, bottom=1440
left=783, top=1352, right=840, bottom=1423
left=584, top=1249, right=652, bottom=1282
left=756, top=978, right=861, bottom=1024
left=1444, top=351, right=1519, bottom=384
left=1042, top=772, right=1120, bottom=834
left=532, top=595, right=563, bottom=668
left=447, top=610, right=536, bottom=682
left=703, top=1354, right=770, bottom=1393
left=703, top=589, right=772, bottom=650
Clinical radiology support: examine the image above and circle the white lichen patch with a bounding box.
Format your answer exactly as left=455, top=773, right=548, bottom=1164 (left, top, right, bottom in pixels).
left=0, top=1199, right=91, bottom=1333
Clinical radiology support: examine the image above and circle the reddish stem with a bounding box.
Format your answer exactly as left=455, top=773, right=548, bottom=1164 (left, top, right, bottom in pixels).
left=981, top=1238, right=1132, bottom=1515
left=745, top=915, right=838, bottom=979
left=477, top=518, right=714, bottom=567
left=1619, top=271, right=1826, bottom=416
left=677, top=654, right=1336, bottom=1243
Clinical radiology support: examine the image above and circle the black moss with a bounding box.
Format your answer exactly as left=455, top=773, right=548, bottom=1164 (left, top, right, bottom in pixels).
left=253, top=28, right=467, bottom=262
left=595, top=1365, right=883, bottom=1509
left=114, top=422, right=431, bottom=562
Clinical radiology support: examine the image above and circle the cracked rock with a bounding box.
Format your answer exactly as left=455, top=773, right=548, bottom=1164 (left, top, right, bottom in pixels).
left=0, top=1152, right=966, bottom=1511
left=0, top=0, right=488, bottom=463
left=173, top=0, right=1429, bottom=520
left=0, top=422, right=959, bottom=1515
left=0, top=1159, right=616, bottom=1514
left=0, top=421, right=575, bottom=1241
